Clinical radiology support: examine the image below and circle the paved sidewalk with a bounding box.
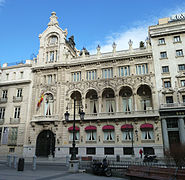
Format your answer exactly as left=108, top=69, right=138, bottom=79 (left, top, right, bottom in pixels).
left=0, top=163, right=127, bottom=180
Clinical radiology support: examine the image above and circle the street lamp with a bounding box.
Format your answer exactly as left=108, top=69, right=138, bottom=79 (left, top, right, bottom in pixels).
left=64, top=98, right=85, bottom=161
left=130, top=123, right=134, bottom=156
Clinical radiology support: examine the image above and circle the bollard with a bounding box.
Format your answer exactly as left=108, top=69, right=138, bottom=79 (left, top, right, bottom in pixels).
left=32, top=155, right=37, bottom=171
left=9, top=155, right=13, bottom=167
left=7, top=155, right=10, bottom=167
left=66, top=156, right=70, bottom=167
left=13, top=155, right=17, bottom=169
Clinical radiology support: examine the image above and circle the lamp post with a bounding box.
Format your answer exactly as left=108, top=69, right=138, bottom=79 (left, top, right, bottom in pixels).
left=130, top=123, right=134, bottom=156
left=64, top=98, right=85, bottom=166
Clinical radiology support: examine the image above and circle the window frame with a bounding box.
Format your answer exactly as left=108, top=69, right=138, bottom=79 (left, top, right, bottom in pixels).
left=160, top=51, right=167, bottom=59
left=162, top=66, right=169, bottom=73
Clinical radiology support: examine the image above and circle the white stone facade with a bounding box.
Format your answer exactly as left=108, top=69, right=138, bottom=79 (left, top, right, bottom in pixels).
left=149, top=15, right=185, bottom=151
left=5, top=12, right=185, bottom=159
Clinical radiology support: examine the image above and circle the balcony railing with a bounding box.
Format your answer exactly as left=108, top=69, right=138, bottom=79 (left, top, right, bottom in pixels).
left=0, top=98, right=7, bottom=103
left=0, top=118, right=4, bottom=125
left=160, top=103, right=185, bottom=109
left=31, top=115, right=59, bottom=122
left=13, top=96, right=23, bottom=102
left=66, top=110, right=159, bottom=121
left=10, top=118, right=20, bottom=124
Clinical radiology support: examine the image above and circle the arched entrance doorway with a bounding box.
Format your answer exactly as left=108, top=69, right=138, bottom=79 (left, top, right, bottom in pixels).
left=36, top=130, right=55, bottom=157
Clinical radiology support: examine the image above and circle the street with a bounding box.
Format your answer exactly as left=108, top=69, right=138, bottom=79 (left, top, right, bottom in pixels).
left=0, top=163, right=128, bottom=180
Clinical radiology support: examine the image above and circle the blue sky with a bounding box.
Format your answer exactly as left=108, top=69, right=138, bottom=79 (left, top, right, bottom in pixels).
left=0, top=0, right=185, bottom=65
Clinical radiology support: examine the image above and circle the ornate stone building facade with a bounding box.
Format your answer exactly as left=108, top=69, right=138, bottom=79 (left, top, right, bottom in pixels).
left=149, top=14, right=185, bottom=151
left=22, top=12, right=163, bottom=158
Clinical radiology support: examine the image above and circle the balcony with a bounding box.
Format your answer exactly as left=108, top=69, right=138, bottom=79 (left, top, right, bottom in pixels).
left=66, top=110, right=159, bottom=121
left=0, top=98, right=7, bottom=103
left=31, top=115, right=60, bottom=123
left=160, top=103, right=185, bottom=109
left=10, top=118, right=20, bottom=124
left=13, top=96, right=23, bottom=102
left=0, top=118, right=4, bottom=125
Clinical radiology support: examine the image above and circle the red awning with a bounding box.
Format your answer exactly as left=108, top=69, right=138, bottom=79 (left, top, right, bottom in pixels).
left=85, top=126, right=97, bottom=131
left=102, top=125, right=114, bottom=131
left=140, top=123, right=153, bottom=129
left=121, top=124, right=133, bottom=130
left=68, top=126, right=80, bottom=131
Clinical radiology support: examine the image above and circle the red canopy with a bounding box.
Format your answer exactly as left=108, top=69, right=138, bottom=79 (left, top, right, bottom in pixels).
left=68, top=126, right=80, bottom=131
left=140, top=123, right=153, bottom=129
left=121, top=124, right=133, bottom=130
left=102, top=125, right=114, bottom=131
left=85, top=126, right=97, bottom=131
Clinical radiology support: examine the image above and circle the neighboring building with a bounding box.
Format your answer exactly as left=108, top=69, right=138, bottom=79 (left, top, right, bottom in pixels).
left=0, top=60, right=33, bottom=155
left=149, top=13, right=185, bottom=151
left=23, top=12, right=163, bottom=158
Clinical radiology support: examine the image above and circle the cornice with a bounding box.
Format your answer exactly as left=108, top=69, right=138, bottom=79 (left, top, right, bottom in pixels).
left=0, top=80, right=31, bottom=87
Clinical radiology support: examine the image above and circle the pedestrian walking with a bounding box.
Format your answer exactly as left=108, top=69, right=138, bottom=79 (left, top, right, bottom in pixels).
left=139, top=149, right=143, bottom=158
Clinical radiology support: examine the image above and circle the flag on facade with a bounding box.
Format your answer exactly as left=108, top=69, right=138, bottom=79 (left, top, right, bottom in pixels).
left=37, top=93, right=44, bottom=109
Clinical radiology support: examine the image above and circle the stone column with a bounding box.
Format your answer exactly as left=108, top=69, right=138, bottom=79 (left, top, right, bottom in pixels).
left=161, top=118, right=169, bottom=150
left=99, top=97, right=102, bottom=113
left=115, top=94, right=119, bottom=112
left=178, top=117, right=185, bottom=144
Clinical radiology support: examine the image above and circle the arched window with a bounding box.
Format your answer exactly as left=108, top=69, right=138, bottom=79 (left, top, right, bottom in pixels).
left=44, top=94, right=54, bottom=116
left=49, top=35, right=58, bottom=45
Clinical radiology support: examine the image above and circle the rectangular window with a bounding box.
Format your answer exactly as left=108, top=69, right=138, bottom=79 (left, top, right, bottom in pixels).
left=8, top=127, right=18, bottom=145
left=86, top=131, right=96, bottom=141
left=17, top=89, right=22, bottom=97
left=181, top=80, right=185, bottom=87
left=2, top=90, right=8, bottom=99
left=50, top=51, right=54, bottom=62
left=6, top=73, right=9, bottom=80
left=160, top=52, right=167, bottom=59
left=166, top=96, right=173, bottom=104
left=143, top=147, right=154, bottom=155
left=176, top=49, right=183, bottom=57
left=123, top=147, right=133, bottom=155
left=104, top=147, right=114, bottom=155
left=164, top=81, right=171, bottom=88
left=69, top=132, right=79, bottom=141
left=182, top=95, right=185, bottom=103
left=72, top=72, right=81, bottom=82
left=104, top=130, right=114, bottom=141
left=122, top=131, right=132, bottom=141
left=178, top=64, right=185, bottom=71
left=162, top=66, right=169, bottom=73
left=14, top=107, right=20, bottom=119
left=102, top=68, right=113, bottom=79
left=86, top=70, right=97, bottom=80
left=69, top=147, right=78, bottom=155
left=0, top=107, right=5, bottom=119
left=158, top=38, right=165, bottom=45
left=174, top=36, right=181, bottom=43
left=119, top=66, right=130, bottom=77
left=141, top=130, right=154, bottom=140
left=86, top=147, right=96, bottom=155
left=48, top=75, right=52, bottom=84
left=136, top=64, right=148, bottom=75
left=167, top=119, right=178, bottom=128
left=20, top=72, right=24, bottom=79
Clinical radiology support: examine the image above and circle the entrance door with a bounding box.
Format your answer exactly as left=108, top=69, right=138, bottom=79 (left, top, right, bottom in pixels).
left=36, top=130, right=55, bottom=157
left=168, top=131, right=180, bottom=149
